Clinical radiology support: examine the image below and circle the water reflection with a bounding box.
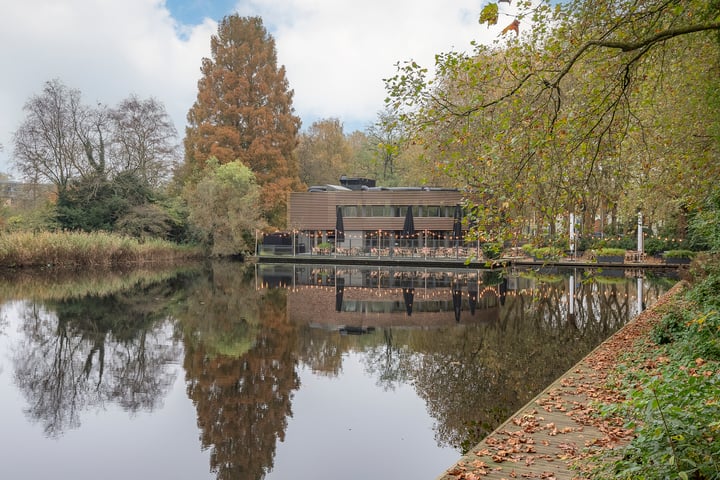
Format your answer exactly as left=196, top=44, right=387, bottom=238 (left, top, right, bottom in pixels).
left=8, top=269, right=193, bottom=436
left=0, top=263, right=675, bottom=480
left=259, top=263, right=672, bottom=450
left=176, top=262, right=300, bottom=480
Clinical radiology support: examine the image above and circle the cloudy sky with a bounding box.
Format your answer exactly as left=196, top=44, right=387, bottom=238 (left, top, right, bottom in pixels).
left=0, top=0, right=520, bottom=177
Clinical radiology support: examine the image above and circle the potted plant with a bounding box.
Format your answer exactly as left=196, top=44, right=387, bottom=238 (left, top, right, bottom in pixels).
left=316, top=241, right=333, bottom=255
left=596, top=247, right=626, bottom=263
left=662, top=249, right=695, bottom=265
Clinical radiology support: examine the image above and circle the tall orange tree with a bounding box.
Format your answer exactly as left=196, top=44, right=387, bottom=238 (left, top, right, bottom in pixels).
left=184, top=15, right=302, bottom=227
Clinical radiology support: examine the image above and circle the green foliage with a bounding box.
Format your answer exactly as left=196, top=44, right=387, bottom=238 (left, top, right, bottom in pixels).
left=533, top=245, right=564, bottom=259
left=650, top=308, right=693, bottom=345
left=594, top=257, right=720, bottom=479
left=317, top=241, right=333, bottom=253
left=3, top=202, right=59, bottom=233
left=595, top=247, right=627, bottom=256
left=644, top=236, right=684, bottom=256
left=604, top=368, right=720, bottom=480
left=115, top=204, right=175, bottom=240
left=481, top=241, right=503, bottom=259
left=56, top=171, right=153, bottom=232
left=184, top=159, right=266, bottom=256
left=479, top=3, right=499, bottom=26
left=687, top=269, right=720, bottom=310
left=690, top=188, right=720, bottom=252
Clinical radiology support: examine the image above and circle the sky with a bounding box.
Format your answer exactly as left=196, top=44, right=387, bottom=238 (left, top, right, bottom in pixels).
left=0, top=0, right=522, bottom=178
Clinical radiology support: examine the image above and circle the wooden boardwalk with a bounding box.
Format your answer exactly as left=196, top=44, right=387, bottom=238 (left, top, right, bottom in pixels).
left=435, top=281, right=688, bottom=480
left=436, top=363, right=624, bottom=480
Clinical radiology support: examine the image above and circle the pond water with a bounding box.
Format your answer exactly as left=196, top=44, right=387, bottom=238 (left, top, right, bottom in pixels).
left=0, top=263, right=675, bottom=480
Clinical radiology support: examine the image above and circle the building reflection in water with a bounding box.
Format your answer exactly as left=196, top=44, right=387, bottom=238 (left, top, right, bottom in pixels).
left=0, top=262, right=674, bottom=480
left=254, top=263, right=672, bottom=452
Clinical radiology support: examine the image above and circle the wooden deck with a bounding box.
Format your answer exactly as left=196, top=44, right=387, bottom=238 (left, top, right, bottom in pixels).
left=436, top=363, right=622, bottom=480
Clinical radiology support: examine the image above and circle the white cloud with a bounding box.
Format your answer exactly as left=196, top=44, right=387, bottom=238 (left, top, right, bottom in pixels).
left=0, top=0, right=215, bottom=176
left=0, top=0, right=520, bottom=177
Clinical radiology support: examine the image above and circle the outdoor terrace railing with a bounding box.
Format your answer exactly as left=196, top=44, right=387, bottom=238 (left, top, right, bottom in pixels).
left=315, top=246, right=478, bottom=259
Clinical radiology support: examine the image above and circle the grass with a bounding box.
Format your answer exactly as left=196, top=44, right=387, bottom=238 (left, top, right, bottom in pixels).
left=0, top=231, right=203, bottom=268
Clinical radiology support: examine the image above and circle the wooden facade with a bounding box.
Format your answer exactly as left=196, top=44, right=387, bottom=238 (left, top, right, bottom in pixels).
left=288, top=189, right=463, bottom=232
left=287, top=188, right=466, bottom=253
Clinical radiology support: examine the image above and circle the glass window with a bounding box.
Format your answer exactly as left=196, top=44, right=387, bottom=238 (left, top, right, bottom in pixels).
left=371, top=205, right=385, bottom=217
left=343, top=205, right=358, bottom=217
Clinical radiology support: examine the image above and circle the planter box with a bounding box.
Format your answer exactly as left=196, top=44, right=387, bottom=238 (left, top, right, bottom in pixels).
left=597, top=255, right=624, bottom=264
left=665, top=257, right=691, bottom=265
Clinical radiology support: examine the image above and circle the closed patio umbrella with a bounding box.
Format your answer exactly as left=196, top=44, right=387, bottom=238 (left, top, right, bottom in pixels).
left=402, top=206, right=415, bottom=238
left=468, top=287, right=478, bottom=315
left=499, top=278, right=507, bottom=306
left=335, top=277, right=345, bottom=312
left=402, top=287, right=415, bottom=316
left=452, top=205, right=462, bottom=247
left=452, top=287, right=462, bottom=322
left=335, top=206, right=345, bottom=242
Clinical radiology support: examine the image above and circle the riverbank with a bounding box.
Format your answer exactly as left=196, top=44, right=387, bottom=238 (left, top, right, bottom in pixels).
left=0, top=231, right=204, bottom=268
left=437, top=275, right=714, bottom=479
left=254, top=252, right=680, bottom=272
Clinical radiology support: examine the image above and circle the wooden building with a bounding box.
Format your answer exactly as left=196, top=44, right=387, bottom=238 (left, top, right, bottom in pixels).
left=287, top=185, right=466, bottom=254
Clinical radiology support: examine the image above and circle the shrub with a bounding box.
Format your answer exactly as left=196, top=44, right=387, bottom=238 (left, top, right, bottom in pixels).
left=596, top=247, right=627, bottom=256
left=591, top=257, right=720, bottom=480
left=650, top=308, right=693, bottom=345
left=481, top=242, right=503, bottom=259
left=533, top=246, right=563, bottom=259
left=607, top=367, right=720, bottom=480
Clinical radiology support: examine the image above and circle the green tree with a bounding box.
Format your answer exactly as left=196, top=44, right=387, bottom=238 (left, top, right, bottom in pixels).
left=184, top=15, right=302, bottom=227
left=184, top=159, right=265, bottom=256
left=56, top=170, right=153, bottom=232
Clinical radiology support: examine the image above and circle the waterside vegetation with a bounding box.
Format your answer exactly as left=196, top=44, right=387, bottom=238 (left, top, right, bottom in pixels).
left=0, top=231, right=203, bottom=268
left=581, top=254, right=720, bottom=479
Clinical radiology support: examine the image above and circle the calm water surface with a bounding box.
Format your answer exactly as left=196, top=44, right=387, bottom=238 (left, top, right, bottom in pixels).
left=0, top=263, right=675, bottom=479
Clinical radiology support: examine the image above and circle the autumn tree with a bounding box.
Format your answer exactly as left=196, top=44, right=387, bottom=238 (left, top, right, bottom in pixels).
left=367, top=109, right=405, bottom=181
left=385, top=0, right=720, bottom=242
left=296, top=118, right=352, bottom=186
left=184, top=15, right=302, bottom=227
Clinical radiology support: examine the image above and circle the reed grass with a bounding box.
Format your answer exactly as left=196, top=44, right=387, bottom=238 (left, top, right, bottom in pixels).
left=0, top=231, right=204, bottom=268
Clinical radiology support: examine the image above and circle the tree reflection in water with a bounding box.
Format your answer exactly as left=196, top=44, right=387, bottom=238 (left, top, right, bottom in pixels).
left=316, top=268, right=673, bottom=452
left=178, top=261, right=300, bottom=480
left=3, top=262, right=674, bottom=478
left=12, top=281, right=184, bottom=437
